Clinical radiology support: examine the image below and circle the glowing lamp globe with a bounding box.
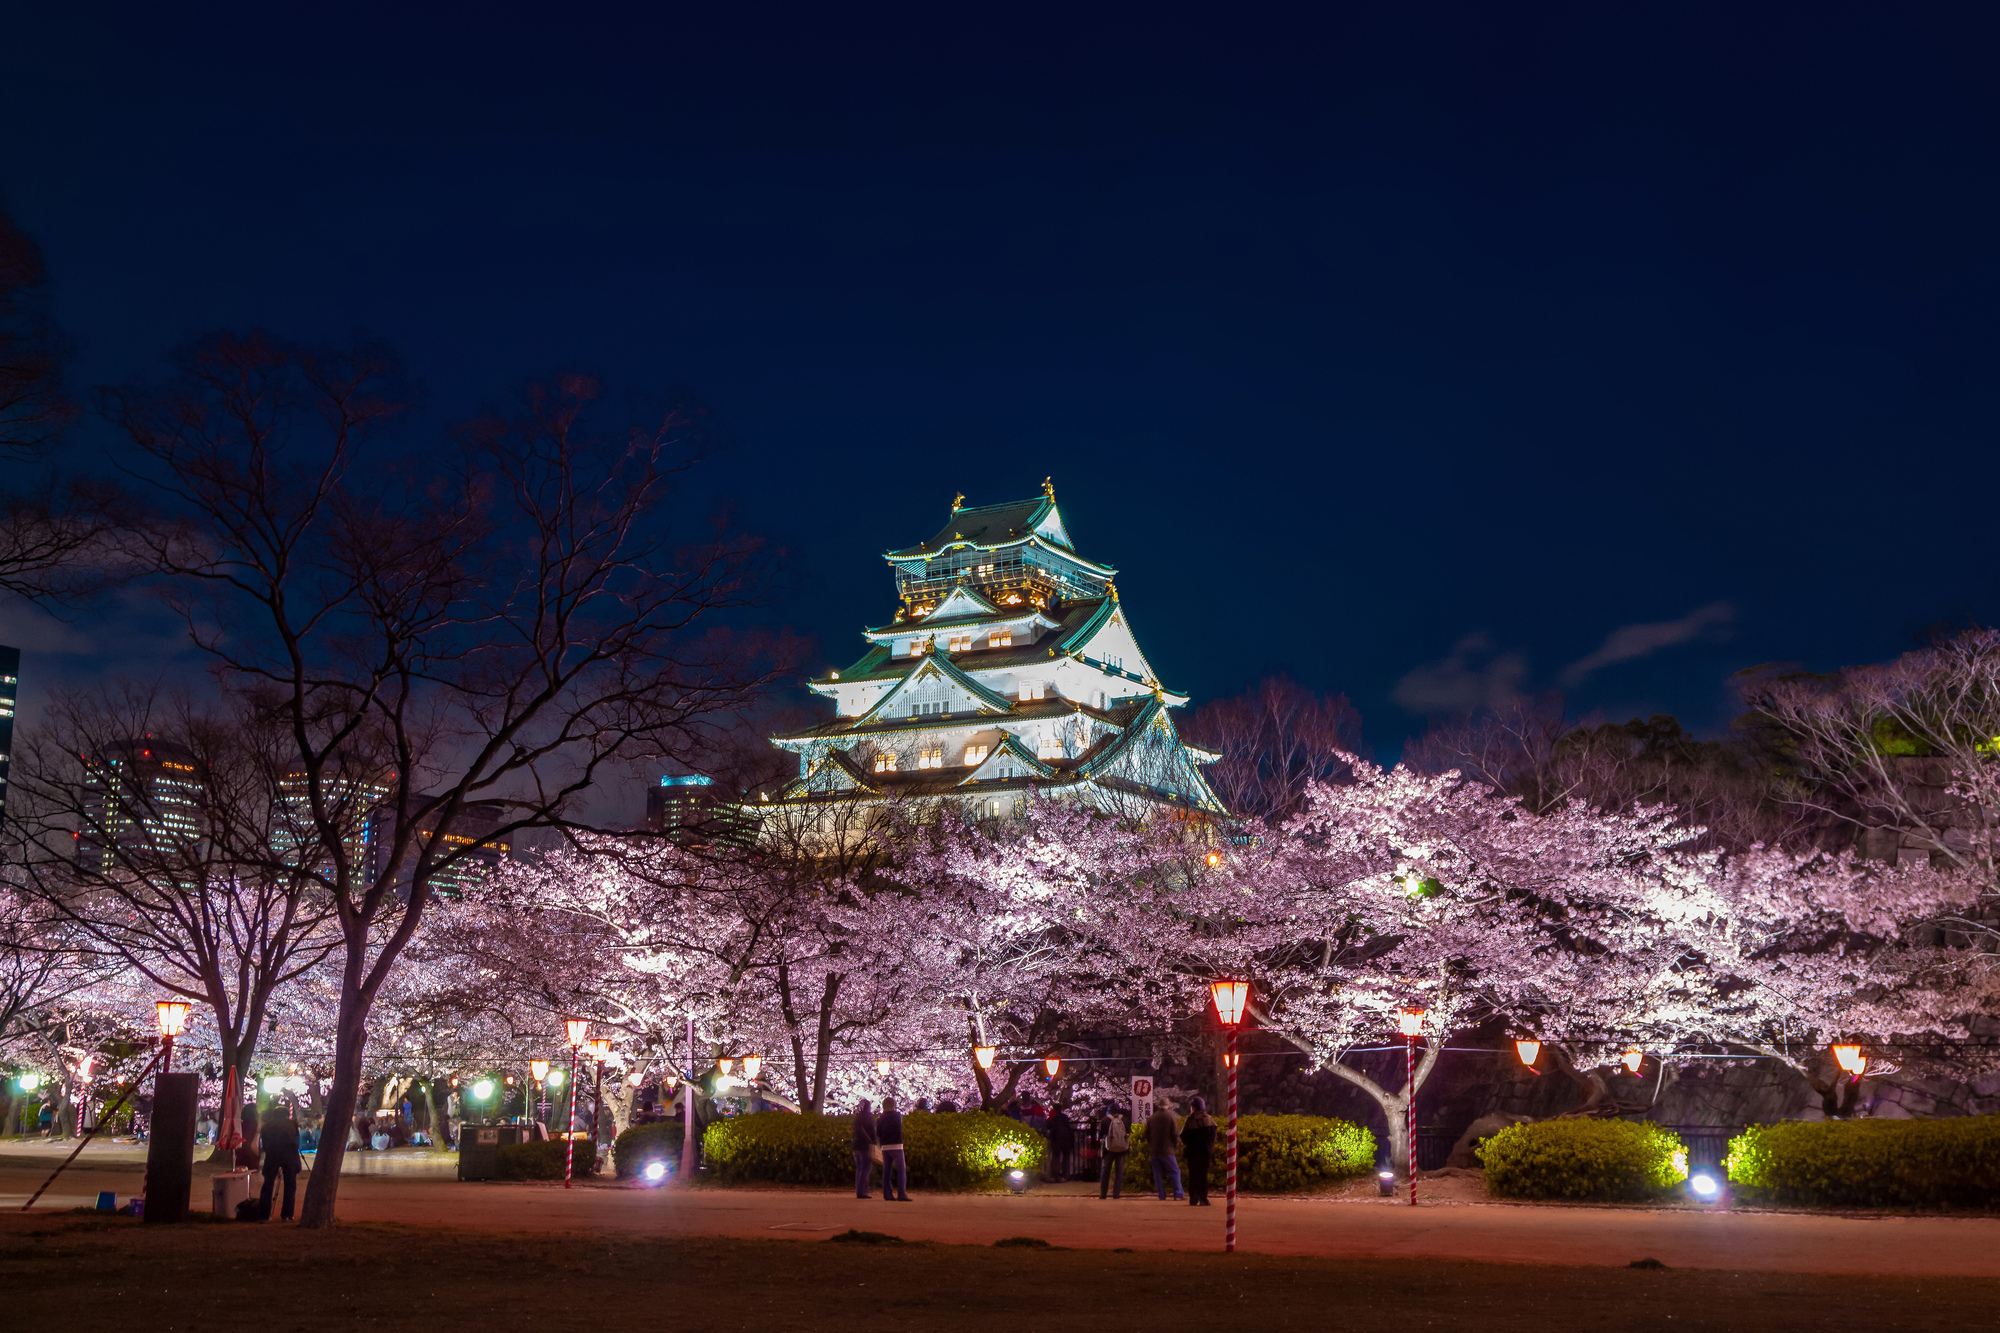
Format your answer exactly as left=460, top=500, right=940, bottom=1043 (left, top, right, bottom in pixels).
left=1620, top=1048, right=1645, bottom=1076
left=18, top=1072, right=42, bottom=1092
left=1206, top=851, right=1223, bottom=867
left=974, top=1045, right=997, bottom=1070
left=643, top=1161, right=667, bottom=1183
left=1689, top=1173, right=1720, bottom=1199
left=1397, top=1008, right=1426, bottom=1038
left=262, top=1075, right=284, bottom=1095
left=741, top=1054, right=762, bottom=1081
left=717, top=1057, right=735, bottom=1076
left=1043, top=1055, right=1061, bottom=1078
left=876, top=1059, right=891, bottom=1076
left=531, top=1060, right=550, bottom=1083
left=547, top=1069, right=565, bottom=1088
left=1210, top=979, right=1250, bottom=1027
left=564, top=1018, right=590, bottom=1047
left=471, top=1078, right=495, bottom=1102
left=155, top=999, right=191, bottom=1038
left=1832, top=1044, right=1866, bottom=1077
left=1514, top=1040, right=1541, bottom=1068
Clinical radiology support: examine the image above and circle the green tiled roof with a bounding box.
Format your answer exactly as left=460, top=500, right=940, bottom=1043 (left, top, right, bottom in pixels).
left=886, top=496, right=1062, bottom=558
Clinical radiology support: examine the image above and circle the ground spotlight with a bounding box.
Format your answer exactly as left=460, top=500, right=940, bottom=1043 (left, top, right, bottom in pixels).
left=1377, top=1170, right=1396, bottom=1197
left=644, top=1160, right=668, bottom=1184
left=1689, top=1173, right=1720, bottom=1199
left=1007, top=1169, right=1028, bottom=1194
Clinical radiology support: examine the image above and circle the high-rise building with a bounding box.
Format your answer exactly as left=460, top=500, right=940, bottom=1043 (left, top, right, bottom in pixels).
left=767, top=484, right=1223, bottom=820
left=366, top=798, right=513, bottom=899
left=646, top=773, right=758, bottom=847
left=274, top=763, right=393, bottom=883
left=0, top=644, right=17, bottom=836
left=75, top=739, right=204, bottom=872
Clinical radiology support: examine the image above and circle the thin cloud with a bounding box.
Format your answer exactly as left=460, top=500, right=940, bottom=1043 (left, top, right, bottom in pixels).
left=1559, top=602, right=1734, bottom=689
left=1392, top=633, right=1527, bottom=714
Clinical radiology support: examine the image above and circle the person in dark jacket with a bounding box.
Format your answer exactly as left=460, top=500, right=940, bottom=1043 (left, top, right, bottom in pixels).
left=876, top=1096, right=909, bottom=1200
left=1144, top=1103, right=1184, bottom=1200
left=1097, top=1106, right=1129, bottom=1199
left=257, top=1105, right=303, bottom=1221
left=851, top=1099, right=880, bottom=1198
left=1180, top=1096, right=1217, bottom=1206
left=1047, top=1109, right=1075, bottom=1180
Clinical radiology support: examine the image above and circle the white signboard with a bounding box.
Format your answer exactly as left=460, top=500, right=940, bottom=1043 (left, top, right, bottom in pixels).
left=1130, top=1075, right=1154, bottom=1124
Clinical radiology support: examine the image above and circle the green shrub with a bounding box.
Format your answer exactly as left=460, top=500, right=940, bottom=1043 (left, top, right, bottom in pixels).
left=612, top=1121, right=684, bottom=1179
left=702, top=1111, right=1045, bottom=1190
left=1119, top=1114, right=1376, bottom=1194
left=1478, top=1119, right=1688, bottom=1201
left=1725, top=1116, right=2000, bottom=1209
left=495, top=1138, right=597, bottom=1181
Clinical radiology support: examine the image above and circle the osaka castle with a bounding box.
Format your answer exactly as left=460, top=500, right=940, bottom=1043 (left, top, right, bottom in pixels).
left=770, top=483, right=1224, bottom=820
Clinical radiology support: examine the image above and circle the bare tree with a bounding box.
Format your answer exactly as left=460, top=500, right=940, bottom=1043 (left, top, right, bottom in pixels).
left=1185, top=675, right=1365, bottom=822
left=100, top=333, right=784, bottom=1226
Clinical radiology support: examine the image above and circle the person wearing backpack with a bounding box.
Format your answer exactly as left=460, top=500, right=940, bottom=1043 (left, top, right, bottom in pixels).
left=1097, top=1105, right=1129, bottom=1199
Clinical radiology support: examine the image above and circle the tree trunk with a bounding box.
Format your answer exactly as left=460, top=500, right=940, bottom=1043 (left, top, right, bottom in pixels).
left=297, top=1008, right=367, bottom=1230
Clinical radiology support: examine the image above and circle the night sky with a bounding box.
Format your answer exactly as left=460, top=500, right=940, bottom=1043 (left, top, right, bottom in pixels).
left=6, top=4, right=2000, bottom=754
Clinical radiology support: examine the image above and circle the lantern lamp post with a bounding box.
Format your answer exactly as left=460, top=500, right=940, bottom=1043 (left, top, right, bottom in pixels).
left=1832, top=1044, right=1866, bottom=1081
left=155, top=1000, right=191, bottom=1071
left=1043, top=1055, right=1061, bottom=1078
left=1397, top=1007, right=1425, bottom=1206
left=1620, top=1048, right=1645, bottom=1076
left=530, top=1060, right=551, bottom=1126
left=562, top=1019, right=587, bottom=1188
left=1210, top=978, right=1249, bottom=1253
left=741, top=1053, right=762, bottom=1082
left=876, top=1058, right=891, bottom=1077
left=587, top=1038, right=612, bottom=1148
left=1514, top=1039, right=1541, bottom=1071
left=973, top=1045, right=996, bottom=1071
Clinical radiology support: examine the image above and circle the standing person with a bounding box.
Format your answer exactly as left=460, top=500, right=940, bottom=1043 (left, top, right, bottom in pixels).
left=1180, top=1097, right=1216, bottom=1207
left=1048, top=1107, right=1075, bottom=1181
left=1145, top=1101, right=1184, bottom=1201
left=234, top=1105, right=262, bottom=1172
left=851, top=1098, right=880, bottom=1199
left=876, top=1096, right=910, bottom=1201
left=257, top=1105, right=303, bottom=1222
left=1097, top=1105, right=1128, bottom=1200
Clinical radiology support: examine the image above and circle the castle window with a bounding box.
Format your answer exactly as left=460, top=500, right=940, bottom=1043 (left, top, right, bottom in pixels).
left=948, top=634, right=974, bottom=653
left=988, top=629, right=1012, bottom=648
left=964, top=744, right=990, bottom=766
left=1017, top=680, right=1045, bottom=702
left=976, top=562, right=995, bottom=577
left=1037, top=737, right=1062, bottom=761
left=918, top=748, right=944, bottom=769
left=874, top=752, right=898, bottom=773
left=910, top=699, right=944, bottom=718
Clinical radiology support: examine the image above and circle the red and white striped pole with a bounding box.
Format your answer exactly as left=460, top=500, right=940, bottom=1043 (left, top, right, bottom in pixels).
left=562, top=1018, right=588, bottom=1189
left=1405, top=1032, right=1417, bottom=1207
left=1225, top=1024, right=1239, bottom=1252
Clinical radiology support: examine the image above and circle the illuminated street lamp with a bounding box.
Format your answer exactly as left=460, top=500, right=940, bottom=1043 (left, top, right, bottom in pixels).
left=1043, top=1055, right=1061, bottom=1079
left=1620, top=1048, right=1645, bottom=1076
left=531, top=1060, right=551, bottom=1124
left=1832, top=1044, right=1866, bottom=1081
left=1397, top=1008, right=1426, bottom=1208
left=1211, top=978, right=1249, bottom=1254
left=973, top=1045, right=997, bottom=1071
left=586, top=1039, right=613, bottom=1149
left=1514, top=1040, right=1542, bottom=1071
left=155, top=1000, right=191, bottom=1070
left=718, top=1057, right=735, bottom=1076
left=876, top=1059, right=891, bottom=1077
left=741, top=1054, right=762, bottom=1082
left=563, top=1019, right=587, bottom=1189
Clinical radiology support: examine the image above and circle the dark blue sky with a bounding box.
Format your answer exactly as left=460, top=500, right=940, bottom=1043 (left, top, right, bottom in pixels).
left=6, top=3, right=1999, bottom=749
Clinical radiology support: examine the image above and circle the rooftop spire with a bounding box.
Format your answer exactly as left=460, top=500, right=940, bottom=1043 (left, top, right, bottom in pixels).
left=1042, top=476, right=1055, bottom=500
left=952, top=492, right=965, bottom=513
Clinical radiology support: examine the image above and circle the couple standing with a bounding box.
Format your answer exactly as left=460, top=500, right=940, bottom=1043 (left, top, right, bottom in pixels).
left=852, top=1097, right=910, bottom=1201
left=1099, top=1097, right=1218, bottom=1203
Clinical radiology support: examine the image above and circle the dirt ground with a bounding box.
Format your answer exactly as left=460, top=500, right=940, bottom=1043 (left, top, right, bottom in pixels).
left=5, top=1211, right=1997, bottom=1333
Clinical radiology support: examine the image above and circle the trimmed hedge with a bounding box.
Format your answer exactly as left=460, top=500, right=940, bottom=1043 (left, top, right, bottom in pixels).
left=702, top=1111, right=1045, bottom=1190
left=1479, top=1119, right=1688, bottom=1201
left=1725, top=1116, right=2000, bottom=1209
left=613, top=1121, right=684, bottom=1179
left=1119, top=1114, right=1376, bottom=1194
left=496, top=1138, right=598, bottom=1181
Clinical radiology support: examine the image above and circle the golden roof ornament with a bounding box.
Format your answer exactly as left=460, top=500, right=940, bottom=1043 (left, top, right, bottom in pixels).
left=952, top=492, right=965, bottom=513
left=1042, top=476, right=1055, bottom=500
